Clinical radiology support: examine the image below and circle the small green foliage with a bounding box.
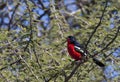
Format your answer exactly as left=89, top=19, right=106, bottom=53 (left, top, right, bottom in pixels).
left=0, top=0, right=120, bottom=82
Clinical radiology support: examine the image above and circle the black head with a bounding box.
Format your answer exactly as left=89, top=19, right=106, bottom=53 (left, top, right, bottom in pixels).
left=67, top=36, right=76, bottom=44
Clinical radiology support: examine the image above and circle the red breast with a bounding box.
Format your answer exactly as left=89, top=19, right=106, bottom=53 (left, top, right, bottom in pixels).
left=67, top=42, right=82, bottom=60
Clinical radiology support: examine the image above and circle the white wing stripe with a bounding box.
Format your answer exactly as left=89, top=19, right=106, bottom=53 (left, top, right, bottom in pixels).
left=74, top=46, right=87, bottom=56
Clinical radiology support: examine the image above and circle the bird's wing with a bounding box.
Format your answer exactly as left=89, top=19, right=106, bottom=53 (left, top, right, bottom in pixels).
left=74, top=46, right=87, bottom=56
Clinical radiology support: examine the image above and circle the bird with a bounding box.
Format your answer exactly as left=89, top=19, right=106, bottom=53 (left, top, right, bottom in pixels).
left=67, top=36, right=105, bottom=67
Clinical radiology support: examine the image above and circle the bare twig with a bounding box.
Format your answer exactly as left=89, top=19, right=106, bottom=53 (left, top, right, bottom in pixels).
left=63, top=1, right=108, bottom=80
left=0, top=59, right=21, bottom=71
left=37, top=9, right=50, bottom=20
left=19, top=54, right=40, bottom=81
left=8, top=3, right=20, bottom=31
left=92, top=26, right=120, bottom=57
left=103, top=46, right=120, bottom=58
left=31, top=0, right=45, bottom=10
left=38, top=0, right=45, bottom=9
left=50, top=0, right=65, bottom=38
left=85, top=0, right=108, bottom=50
left=0, top=72, right=9, bottom=82
left=45, top=61, right=74, bottom=82
left=32, top=42, right=42, bottom=69
left=31, top=0, right=50, bottom=20
left=64, top=62, right=81, bottom=82
left=100, top=27, right=120, bottom=53
left=24, top=0, right=33, bottom=51
left=45, top=73, right=58, bottom=82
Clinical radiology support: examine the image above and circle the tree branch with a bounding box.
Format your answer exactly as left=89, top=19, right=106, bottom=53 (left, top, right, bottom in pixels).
left=0, top=59, right=21, bottom=71
left=38, top=0, right=45, bottom=9
left=63, top=26, right=119, bottom=82
left=0, top=72, right=9, bottom=82
left=24, top=0, right=33, bottom=51
left=64, top=59, right=88, bottom=82
left=92, top=26, right=120, bottom=57
left=64, top=62, right=81, bottom=82
left=19, top=54, right=40, bottom=81
left=8, top=3, right=20, bottom=31
left=100, top=27, right=120, bottom=53
left=85, top=0, right=108, bottom=50
left=32, top=42, right=42, bottom=69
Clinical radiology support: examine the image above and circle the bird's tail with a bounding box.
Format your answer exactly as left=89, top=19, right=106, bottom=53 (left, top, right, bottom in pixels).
left=93, top=58, right=105, bottom=67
